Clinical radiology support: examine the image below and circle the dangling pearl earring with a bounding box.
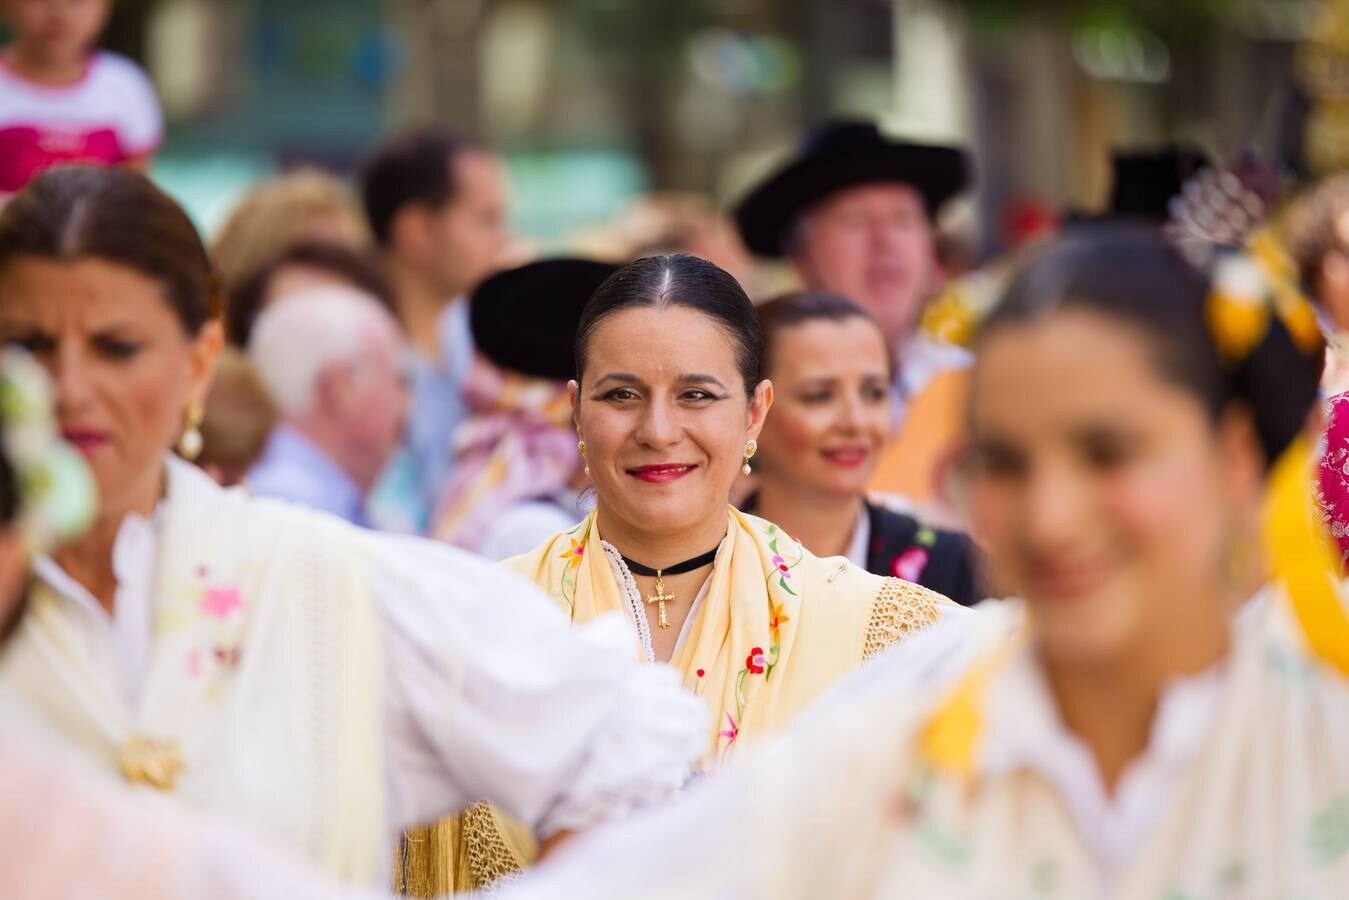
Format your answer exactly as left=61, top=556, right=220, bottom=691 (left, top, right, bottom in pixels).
left=177, top=401, right=205, bottom=461
left=742, top=439, right=758, bottom=476
left=577, top=439, right=589, bottom=477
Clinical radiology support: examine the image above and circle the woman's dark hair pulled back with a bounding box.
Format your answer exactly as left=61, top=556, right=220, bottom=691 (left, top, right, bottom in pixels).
left=980, top=223, right=1322, bottom=468
left=755, top=291, right=894, bottom=379
left=0, top=165, right=219, bottom=335
left=575, top=253, right=763, bottom=395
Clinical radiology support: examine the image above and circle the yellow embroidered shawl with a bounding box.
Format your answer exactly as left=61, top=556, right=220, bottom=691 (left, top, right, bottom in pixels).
left=397, top=506, right=949, bottom=895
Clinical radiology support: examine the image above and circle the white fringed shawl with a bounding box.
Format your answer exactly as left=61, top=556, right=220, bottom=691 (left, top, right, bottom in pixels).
left=0, top=459, right=385, bottom=882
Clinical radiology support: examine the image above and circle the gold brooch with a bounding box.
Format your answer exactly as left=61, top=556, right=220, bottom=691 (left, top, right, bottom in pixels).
left=118, top=736, right=184, bottom=791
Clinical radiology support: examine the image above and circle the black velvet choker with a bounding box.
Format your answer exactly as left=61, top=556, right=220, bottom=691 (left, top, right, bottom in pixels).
left=619, top=546, right=718, bottom=630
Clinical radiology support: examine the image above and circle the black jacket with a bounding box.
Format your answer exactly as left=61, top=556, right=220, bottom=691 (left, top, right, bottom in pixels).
left=862, top=501, right=980, bottom=606
left=740, top=495, right=982, bottom=607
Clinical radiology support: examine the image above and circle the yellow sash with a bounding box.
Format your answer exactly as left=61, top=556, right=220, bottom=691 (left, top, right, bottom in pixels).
left=398, top=506, right=949, bottom=894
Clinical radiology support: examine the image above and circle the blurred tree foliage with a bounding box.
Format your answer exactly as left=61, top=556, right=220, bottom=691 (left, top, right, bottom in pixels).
left=943, top=0, right=1298, bottom=37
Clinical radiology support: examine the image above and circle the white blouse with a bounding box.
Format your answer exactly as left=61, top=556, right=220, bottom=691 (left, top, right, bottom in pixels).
left=489, top=600, right=1252, bottom=899
left=28, top=497, right=706, bottom=864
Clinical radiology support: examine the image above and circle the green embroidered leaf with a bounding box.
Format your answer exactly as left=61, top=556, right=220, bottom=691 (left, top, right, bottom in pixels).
left=916, top=823, right=971, bottom=868
left=1309, top=796, right=1349, bottom=865
left=1029, top=857, right=1059, bottom=896
left=1216, top=860, right=1246, bottom=890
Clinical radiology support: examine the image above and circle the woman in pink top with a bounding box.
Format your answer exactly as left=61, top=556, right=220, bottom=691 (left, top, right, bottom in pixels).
left=0, top=0, right=162, bottom=192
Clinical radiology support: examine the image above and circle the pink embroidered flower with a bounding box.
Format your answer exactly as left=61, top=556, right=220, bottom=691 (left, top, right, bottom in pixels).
left=892, top=547, right=930, bottom=583
left=201, top=586, right=243, bottom=619
left=213, top=645, right=242, bottom=668
left=718, top=713, right=739, bottom=744
left=770, top=554, right=791, bottom=578
left=746, top=647, right=766, bottom=675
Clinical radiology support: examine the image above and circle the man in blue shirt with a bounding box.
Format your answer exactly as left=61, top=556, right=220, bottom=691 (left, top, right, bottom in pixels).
left=358, top=129, right=509, bottom=532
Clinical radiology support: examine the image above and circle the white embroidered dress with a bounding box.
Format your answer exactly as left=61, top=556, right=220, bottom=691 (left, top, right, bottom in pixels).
left=494, top=598, right=1349, bottom=899
left=0, top=458, right=705, bottom=885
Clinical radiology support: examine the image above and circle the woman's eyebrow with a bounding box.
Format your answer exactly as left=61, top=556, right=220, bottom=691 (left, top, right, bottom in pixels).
left=592, top=372, right=644, bottom=388
left=676, top=373, right=728, bottom=390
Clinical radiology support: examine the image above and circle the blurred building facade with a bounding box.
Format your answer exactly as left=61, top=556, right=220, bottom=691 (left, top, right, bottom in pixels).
left=93, top=0, right=1337, bottom=250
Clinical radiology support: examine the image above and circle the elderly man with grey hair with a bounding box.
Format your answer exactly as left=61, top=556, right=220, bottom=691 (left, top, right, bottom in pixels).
left=246, top=286, right=410, bottom=526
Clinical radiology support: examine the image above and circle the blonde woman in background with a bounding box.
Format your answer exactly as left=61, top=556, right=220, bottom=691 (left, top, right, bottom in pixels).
left=209, top=167, right=372, bottom=292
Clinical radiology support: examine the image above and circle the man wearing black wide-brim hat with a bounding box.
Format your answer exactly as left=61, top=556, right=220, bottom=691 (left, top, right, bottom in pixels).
left=734, top=120, right=970, bottom=427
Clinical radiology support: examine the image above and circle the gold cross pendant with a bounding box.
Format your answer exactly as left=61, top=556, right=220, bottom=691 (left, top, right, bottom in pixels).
left=645, top=571, right=675, bottom=629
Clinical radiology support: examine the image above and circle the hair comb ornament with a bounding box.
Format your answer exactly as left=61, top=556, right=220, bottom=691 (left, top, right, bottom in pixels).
left=1166, top=154, right=1321, bottom=363
left=1169, top=156, right=1349, bottom=675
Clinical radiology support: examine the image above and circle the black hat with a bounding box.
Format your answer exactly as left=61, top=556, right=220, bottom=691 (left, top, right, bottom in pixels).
left=733, top=120, right=969, bottom=258
left=1108, top=145, right=1209, bottom=222
left=470, top=258, right=621, bottom=381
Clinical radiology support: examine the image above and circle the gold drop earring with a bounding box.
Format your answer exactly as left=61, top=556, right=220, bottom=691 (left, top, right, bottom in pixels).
left=578, top=439, right=589, bottom=477
left=177, top=400, right=205, bottom=461
left=742, top=439, right=757, bottom=476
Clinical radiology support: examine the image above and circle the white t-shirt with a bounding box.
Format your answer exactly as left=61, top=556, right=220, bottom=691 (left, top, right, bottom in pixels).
left=0, top=50, right=163, bottom=191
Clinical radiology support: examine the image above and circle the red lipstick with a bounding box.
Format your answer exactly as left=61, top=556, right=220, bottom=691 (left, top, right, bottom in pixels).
left=626, top=463, right=697, bottom=484
left=60, top=427, right=109, bottom=456
left=822, top=445, right=870, bottom=468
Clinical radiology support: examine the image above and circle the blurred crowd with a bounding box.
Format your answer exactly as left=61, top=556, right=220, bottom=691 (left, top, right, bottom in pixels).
left=3, top=0, right=1349, bottom=898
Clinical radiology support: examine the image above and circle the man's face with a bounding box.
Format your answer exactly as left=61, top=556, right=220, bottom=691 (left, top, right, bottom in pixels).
left=425, top=150, right=509, bottom=299
left=790, top=182, right=936, bottom=350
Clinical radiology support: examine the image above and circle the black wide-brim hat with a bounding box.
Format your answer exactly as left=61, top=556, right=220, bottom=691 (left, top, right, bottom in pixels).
left=470, top=258, right=621, bottom=381
left=733, top=119, right=970, bottom=258
left=1108, top=145, right=1209, bottom=222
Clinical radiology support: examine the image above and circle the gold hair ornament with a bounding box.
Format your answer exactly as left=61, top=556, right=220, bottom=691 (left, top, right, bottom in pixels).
left=1206, top=229, right=1322, bottom=362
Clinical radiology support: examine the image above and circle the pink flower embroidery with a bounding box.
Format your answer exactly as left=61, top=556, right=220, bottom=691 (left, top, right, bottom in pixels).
left=770, top=554, right=792, bottom=579
left=718, top=713, right=739, bottom=745
left=746, top=647, right=767, bottom=675
left=213, top=645, right=242, bottom=669
left=892, top=547, right=930, bottom=583
left=201, top=586, right=243, bottom=619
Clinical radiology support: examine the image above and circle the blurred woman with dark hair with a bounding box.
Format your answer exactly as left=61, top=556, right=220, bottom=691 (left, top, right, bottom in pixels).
left=491, top=224, right=1347, bottom=898
left=0, top=166, right=705, bottom=886
left=225, top=240, right=396, bottom=348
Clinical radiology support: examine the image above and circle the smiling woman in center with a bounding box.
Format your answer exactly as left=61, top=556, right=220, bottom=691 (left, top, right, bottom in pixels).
left=435, top=252, right=977, bottom=891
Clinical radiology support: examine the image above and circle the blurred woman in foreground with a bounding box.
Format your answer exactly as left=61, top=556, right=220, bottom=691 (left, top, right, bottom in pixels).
left=495, top=224, right=1347, bottom=898
left=0, top=166, right=704, bottom=887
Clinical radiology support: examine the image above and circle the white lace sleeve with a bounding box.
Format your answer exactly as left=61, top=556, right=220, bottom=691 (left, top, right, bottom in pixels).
left=365, top=532, right=706, bottom=838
